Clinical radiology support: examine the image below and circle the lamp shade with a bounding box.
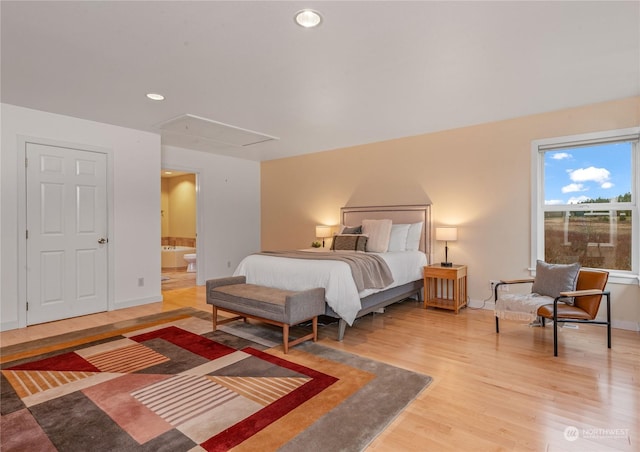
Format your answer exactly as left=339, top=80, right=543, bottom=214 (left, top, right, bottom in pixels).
left=315, top=225, right=332, bottom=238
left=435, top=227, right=458, bottom=242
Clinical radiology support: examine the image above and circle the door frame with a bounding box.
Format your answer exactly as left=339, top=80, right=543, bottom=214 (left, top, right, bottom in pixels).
left=16, top=136, right=115, bottom=328
left=160, top=166, right=204, bottom=286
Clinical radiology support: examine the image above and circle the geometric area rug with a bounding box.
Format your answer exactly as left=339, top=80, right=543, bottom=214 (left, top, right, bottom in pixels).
left=0, top=308, right=432, bottom=451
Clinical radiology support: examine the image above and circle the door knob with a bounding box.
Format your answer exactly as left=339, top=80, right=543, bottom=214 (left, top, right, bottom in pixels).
left=98, top=238, right=108, bottom=244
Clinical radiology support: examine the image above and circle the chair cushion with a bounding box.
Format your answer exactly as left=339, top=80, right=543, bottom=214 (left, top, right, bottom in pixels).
left=531, top=260, right=580, bottom=304
left=537, top=303, right=594, bottom=320
left=574, top=270, right=609, bottom=318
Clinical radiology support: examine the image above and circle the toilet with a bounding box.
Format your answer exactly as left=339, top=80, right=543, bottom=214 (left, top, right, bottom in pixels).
left=184, top=253, right=197, bottom=272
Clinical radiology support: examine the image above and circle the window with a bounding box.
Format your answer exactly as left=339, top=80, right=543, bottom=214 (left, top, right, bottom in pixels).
left=532, top=128, right=639, bottom=283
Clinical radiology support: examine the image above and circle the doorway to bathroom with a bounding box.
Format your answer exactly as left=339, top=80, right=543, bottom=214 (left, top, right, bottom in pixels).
left=161, top=169, right=198, bottom=290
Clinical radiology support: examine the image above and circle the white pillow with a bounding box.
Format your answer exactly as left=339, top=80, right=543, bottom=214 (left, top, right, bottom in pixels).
left=405, top=222, right=423, bottom=251
left=362, top=219, right=393, bottom=253
left=388, top=224, right=410, bottom=251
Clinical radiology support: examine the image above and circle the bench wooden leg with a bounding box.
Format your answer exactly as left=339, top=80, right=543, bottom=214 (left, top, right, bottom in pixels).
left=283, top=324, right=289, bottom=354
left=211, top=306, right=246, bottom=331
left=283, top=317, right=318, bottom=354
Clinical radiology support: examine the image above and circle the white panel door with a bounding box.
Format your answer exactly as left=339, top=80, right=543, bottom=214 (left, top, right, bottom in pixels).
left=26, top=143, right=108, bottom=324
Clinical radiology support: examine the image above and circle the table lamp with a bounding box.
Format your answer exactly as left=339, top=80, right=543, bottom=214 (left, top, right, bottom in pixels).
left=315, top=225, right=332, bottom=248
left=436, top=227, right=457, bottom=267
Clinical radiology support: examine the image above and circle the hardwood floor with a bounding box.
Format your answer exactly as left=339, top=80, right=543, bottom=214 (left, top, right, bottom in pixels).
left=1, top=286, right=638, bottom=451
left=161, top=269, right=197, bottom=291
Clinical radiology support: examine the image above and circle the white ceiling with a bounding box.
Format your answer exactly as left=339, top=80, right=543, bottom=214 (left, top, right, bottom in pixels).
left=2, top=1, right=639, bottom=162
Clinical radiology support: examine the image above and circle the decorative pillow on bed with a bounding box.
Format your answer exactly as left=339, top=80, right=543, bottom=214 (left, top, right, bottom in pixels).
left=531, top=260, right=580, bottom=304
left=388, top=224, right=411, bottom=251
left=405, top=222, right=423, bottom=251
left=331, top=234, right=368, bottom=252
left=340, top=224, right=362, bottom=234
left=362, top=219, right=393, bottom=253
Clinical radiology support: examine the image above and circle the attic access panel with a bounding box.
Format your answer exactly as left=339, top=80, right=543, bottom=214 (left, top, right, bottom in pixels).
left=156, top=114, right=278, bottom=147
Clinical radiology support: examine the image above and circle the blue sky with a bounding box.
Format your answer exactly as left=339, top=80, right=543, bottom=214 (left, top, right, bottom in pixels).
left=544, top=142, right=632, bottom=205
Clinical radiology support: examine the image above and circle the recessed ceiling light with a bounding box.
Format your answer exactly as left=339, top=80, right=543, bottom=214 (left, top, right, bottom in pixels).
left=294, top=9, right=322, bottom=28
left=146, top=93, right=165, bottom=101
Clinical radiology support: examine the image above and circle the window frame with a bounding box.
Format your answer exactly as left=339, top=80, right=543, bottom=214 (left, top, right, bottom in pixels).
left=531, top=127, right=640, bottom=285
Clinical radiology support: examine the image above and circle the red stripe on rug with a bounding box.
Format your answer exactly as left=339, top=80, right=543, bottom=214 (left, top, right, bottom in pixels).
left=130, top=326, right=236, bottom=360
left=200, top=347, right=338, bottom=452
left=7, top=351, right=101, bottom=372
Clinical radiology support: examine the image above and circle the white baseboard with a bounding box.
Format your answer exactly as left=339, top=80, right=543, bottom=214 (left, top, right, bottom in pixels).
left=612, top=319, right=640, bottom=331
left=466, top=298, right=495, bottom=310
left=1, top=296, right=163, bottom=332
left=1, top=319, right=20, bottom=332
left=111, top=294, right=163, bottom=310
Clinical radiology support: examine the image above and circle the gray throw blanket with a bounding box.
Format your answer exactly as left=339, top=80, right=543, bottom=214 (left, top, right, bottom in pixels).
left=257, top=251, right=394, bottom=292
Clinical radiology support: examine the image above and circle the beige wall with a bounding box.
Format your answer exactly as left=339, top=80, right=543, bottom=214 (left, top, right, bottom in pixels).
left=261, top=97, right=640, bottom=329
left=161, top=174, right=196, bottom=240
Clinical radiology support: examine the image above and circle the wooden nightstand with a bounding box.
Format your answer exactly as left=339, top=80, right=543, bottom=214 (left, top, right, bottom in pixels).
left=423, top=264, right=468, bottom=313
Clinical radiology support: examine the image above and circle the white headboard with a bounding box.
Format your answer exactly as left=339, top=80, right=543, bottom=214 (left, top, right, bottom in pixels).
left=340, top=204, right=432, bottom=262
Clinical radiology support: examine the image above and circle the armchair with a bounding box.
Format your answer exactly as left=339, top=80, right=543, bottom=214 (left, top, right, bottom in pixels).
left=494, top=269, right=610, bottom=356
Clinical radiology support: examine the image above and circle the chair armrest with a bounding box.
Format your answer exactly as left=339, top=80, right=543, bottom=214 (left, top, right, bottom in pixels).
left=499, top=278, right=535, bottom=285
left=494, top=278, right=535, bottom=301
left=559, top=289, right=608, bottom=297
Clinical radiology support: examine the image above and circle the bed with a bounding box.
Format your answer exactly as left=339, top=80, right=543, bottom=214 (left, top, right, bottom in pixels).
left=233, top=204, right=432, bottom=340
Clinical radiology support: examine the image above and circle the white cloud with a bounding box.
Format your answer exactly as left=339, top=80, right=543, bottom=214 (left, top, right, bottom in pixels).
left=545, top=199, right=564, bottom=205
left=601, top=182, right=614, bottom=189
left=551, top=152, right=571, bottom=160
left=567, top=195, right=591, bottom=204
left=561, top=183, right=586, bottom=193
left=569, top=166, right=611, bottom=184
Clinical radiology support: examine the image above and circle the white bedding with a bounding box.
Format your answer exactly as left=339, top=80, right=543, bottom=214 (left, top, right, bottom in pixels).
left=233, top=250, right=427, bottom=325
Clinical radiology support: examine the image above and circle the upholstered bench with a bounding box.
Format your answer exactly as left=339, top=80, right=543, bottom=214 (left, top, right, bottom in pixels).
left=206, top=276, right=325, bottom=353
